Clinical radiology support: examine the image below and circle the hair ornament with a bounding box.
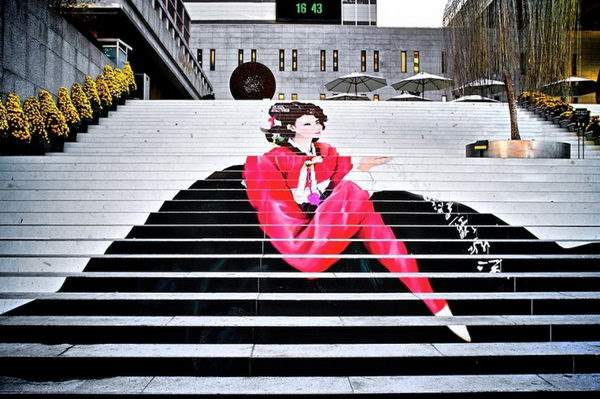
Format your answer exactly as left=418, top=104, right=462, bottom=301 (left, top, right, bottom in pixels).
left=271, top=104, right=290, bottom=113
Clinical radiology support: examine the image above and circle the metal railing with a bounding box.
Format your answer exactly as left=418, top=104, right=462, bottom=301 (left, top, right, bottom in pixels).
left=152, top=0, right=213, bottom=94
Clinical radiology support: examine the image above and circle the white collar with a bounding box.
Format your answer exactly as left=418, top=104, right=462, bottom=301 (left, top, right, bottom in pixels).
left=288, top=138, right=315, bottom=156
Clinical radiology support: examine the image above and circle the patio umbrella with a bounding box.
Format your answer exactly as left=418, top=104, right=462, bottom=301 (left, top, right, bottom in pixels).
left=391, top=72, right=454, bottom=98
left=453, top=78, right=505, bottom=97
left=451, top=95, right=499, bottom=103
left=325, top=93, right=371, bottom=101
left=541, top=76, right=598, bottom=97
left=387, top=93, right=432, bottom=101
left=324, top=72, right=387, bottom=95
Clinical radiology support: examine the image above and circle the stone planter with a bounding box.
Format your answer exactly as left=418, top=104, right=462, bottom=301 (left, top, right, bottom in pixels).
left=90, top=112, right=100, bottom=125
left=66, top=124, right=79, bottom=142
left=49, top=135, right=65, bottom=152
left=466, top=139, right=570, bottom=159
left=79, top=120, right=90, bottom=133
left=0, top=139, right=31, bottom=155
left=30, top=135, right=49, bottom=155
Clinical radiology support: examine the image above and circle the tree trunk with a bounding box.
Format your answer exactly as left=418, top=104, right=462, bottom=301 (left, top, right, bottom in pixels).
left=503, top=71, right=521, bottom=140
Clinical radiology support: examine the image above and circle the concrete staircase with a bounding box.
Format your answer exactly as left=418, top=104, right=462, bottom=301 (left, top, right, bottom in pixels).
left=0, top=100, right=599, bottom=396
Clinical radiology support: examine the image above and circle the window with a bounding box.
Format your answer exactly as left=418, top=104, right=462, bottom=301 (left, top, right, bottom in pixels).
left=361, top=50, right=366, bottom=72
left=572, top=53, right=578, bottom=75
left=374, top=50, right=379, bottom=72
left=278, top=93, right=285, bottom=100
left=279, top=50, right=285, bottom=71
left=197, top=49, right=202, bottom=68
left=373, top=94, right=380, bottom=101
left=238, top=49, right=244, bottom=66
left=210, top=49, right=215, bottom=71
left=320, top=93, right=326, bottom=100
left=291, top=93, right=298, bottom=100
left=333, top=50, right=339, bottom=72
left=441, top=95, right=447, bottom=102
left=320, top=50, right=326, bottom=72
left=400, top=51, right=407, bottom=73
left=413, top=51, right=420, bottom=73
left=292, top=49, right=298, bottom=71
left=441, top=51, right=446, bottom=74
left=251, top=49, right=257, bottom=62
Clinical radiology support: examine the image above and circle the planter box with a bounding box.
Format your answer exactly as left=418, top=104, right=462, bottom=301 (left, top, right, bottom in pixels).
left=49, top=135, right=65, bottom=152
left=466, top=139, right=570, bottom=159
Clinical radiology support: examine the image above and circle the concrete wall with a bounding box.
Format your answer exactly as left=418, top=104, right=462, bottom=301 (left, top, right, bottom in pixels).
left=190, top=25, right=448, bottom=100
left=0, top=0, right=113, bottom=99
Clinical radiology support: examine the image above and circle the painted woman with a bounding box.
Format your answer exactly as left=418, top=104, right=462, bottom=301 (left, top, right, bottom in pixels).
left=243, top=102, right=470, bottom=341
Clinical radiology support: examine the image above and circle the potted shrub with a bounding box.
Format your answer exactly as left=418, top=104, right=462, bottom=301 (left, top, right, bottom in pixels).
left=123, top=62, right=137, bottom=98
left=445, top=0, right=578, bottom=158
left=57, top=87, right=81, bottom=142
left=4, top=93, right=32, bottom=155
left=84, top=75, right=102, bottom=125
left=96, top=75, right=113, bottom=118
left=71, top=83, right=93, bottom=133
left=23, top=97, right=50, bottom=155
left=103, top=65, right=120, bottom=110
left=0, top=101, right=8, bottom=155
left=115, top=67, right=131, bottom=105
left=586, top=116, right=600, bottom=143
left=39, top=90, right=69, bottom=152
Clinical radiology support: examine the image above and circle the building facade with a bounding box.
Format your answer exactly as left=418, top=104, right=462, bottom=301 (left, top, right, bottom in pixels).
left=0, top=0, right=213, bottom=100
left=187, top=1, right=448, bottom=100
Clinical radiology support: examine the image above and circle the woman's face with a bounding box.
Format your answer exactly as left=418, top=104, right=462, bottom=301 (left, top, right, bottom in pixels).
left=287, top=114, right=323, bottom=140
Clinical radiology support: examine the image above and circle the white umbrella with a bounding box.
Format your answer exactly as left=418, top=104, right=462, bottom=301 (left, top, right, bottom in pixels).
left=325, top=93, right=371, bottom=101
left=453, top=78, right=505, bottom=96
left=542, top=76, right=598, bottom=97
left=324, top=72, right=387, bottom=95
left=387, top=93, right=432, bottom=102
left=391, top=72, right=454, bottom=98
left=451, top=95, right=499, bottom=103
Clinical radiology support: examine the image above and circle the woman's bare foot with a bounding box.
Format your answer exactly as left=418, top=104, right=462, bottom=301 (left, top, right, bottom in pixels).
left=435, top=304, right=472, bottom=342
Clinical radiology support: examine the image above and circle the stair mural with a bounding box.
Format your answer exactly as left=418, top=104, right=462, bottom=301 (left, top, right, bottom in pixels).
left=0, top=100, right=599, bottom=395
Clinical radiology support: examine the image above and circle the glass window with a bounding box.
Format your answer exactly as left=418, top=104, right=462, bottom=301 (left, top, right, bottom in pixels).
left=210, top=49, right=215, bottom=71
left=333, top=50, right=339, bottom=72
left=400, top=51, right=407, bottom=73
left=278, top=93, right=285, bottom=100
left=320, top=93, right=326, bottom=100
left=197, top=49, right=202, bottom=68
left=374, top=50, right=379, bottom=72
left=238, top=49, right=244, bottom=66
left=361, top=50, right=366, bottom=72
left=291, top=93, right=298, bottom=100
left=279, top=49, right=285, bottom=71
left=373, top=94, right=379, bottom=101
left=251, top=49, right=257, bottom=62
left=320, top=50, right=326, bottom=72
left=441, top=51, right=446, bottom=74
left=292, top=49, right=298, bottom=71
left=413, top=51, right=420, bottom=73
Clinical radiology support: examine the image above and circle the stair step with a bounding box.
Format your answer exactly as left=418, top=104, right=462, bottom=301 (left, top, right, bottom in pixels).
left=1, top=373, right=598, bottom=395
left=0, top=342, right=597, bottom=378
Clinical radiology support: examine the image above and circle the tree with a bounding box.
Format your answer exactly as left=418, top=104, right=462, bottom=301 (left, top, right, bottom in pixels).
left=444, top=0, right=579, bottom=140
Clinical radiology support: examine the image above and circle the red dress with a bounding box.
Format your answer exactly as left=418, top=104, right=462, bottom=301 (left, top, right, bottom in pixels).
left=243, top=142, right=446, bottom=314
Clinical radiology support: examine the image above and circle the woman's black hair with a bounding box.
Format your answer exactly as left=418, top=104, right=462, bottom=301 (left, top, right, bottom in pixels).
left=261, top=102, right=328, bottom=153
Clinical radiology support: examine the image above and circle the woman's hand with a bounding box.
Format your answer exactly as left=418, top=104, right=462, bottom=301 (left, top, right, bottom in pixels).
left=356, top=156, right=391, bottom=172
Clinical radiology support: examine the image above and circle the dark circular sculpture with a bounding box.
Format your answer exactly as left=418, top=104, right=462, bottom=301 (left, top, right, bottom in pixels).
left=229, top=62, right=276, bottom=100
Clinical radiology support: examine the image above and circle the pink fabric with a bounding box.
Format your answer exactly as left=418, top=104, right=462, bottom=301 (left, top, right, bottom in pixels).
left=243, top=143, right=446, bottom=314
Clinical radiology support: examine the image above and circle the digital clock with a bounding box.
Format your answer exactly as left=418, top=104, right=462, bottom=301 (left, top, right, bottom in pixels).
left=276, top=0, right=341, bottom=25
